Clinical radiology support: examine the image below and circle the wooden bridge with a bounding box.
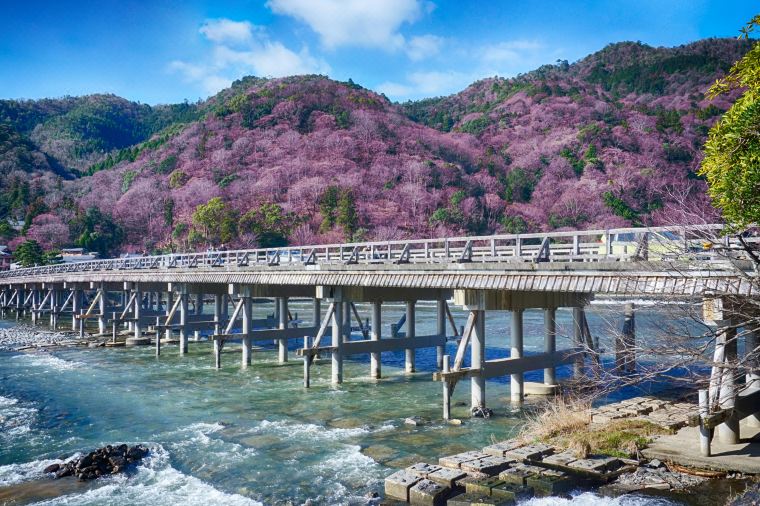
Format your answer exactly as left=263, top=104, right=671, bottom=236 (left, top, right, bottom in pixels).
left=0, top=224, right=758, bottom=448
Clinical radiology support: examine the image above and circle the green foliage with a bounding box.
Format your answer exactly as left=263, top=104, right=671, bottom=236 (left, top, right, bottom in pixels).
left=0, top=220, right=16, bottom=239
left=560, top=147, right=585, bottom=176
left=583, top=144, right=604, bottom=171
left=501, top=214, right=528, bottom=234
left=163, top=199, right=174, bottom=227
left=603, top=191, right=639, bottom=221
left=191, top=197, right=238, bottom=245
left=457, top=115, right=491, bottom=136
left=655, top=108, right=683, bottom=133
left=337, top=190, right=359, bottom=239
left=70, top=207, right=124, bottom=256
left=696, top=104, right=725, bottom=120
left=663, top=143, right=693, bottom=163
left=168, top=170, right=188, bottom=189
left=121, top=170, right=137, bottom=193
left=699, top=15, right=760, bottom=231
left=502, top=168, right=535, bottom=203
left=14, top=240, right=45, bottom=267
left=156, top=155, right=178, bottom=175
left=42, top=249, right=63, bottom=265
left=239, top=202, right=297, bottom=247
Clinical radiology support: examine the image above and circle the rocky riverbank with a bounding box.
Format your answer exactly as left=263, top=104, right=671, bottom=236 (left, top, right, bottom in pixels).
left=0, top=324, right=81, bottom=351
left=44, top=444, right=150, bottom=481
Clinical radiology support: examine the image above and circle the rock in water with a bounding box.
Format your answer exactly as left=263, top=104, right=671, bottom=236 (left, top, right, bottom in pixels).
left=45, top=444, right=150, bottom=481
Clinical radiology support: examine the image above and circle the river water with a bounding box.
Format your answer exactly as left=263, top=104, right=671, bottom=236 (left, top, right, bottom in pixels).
left=0, top=301, right=701, bottom=505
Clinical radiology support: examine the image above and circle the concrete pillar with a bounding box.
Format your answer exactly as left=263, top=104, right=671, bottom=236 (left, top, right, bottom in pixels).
left=332, top=297, right=343, bottom=384
left=371, top=301, right=382, bottom=379
left=179, top=291, right=188, bottom=354
left=436, top=299, right=446, bottom=370
left=717, top=323, right=739, bottom=444
left=617, top=303, right=636, bottom=372
left=471, top=310, right=486, bottom=411
left=214, top=294, right=222, bottom=335
left=312, top=298, right=321, bottom=327
left=214, top=338, right=223, bottom=369
left=544, top=308, right=557, bottom=386
left=98, top=284, right=107, bottom=335
left=572, top=307, right=584, bottom=377
left=71, top=289, right=81, bottom=331
left=405, top=301, right=416, bottom=373
left=49, top=288, right=56, bottom=328
left=278, top=297, right=288, bottom=363
left=442, top=355, right=451, bottom=420
left=242, top=294, right=252, bottom=367
left=133, top=284, right=142, bottom=339
left=511, top=309, right=524, bottom=403
left=195, top=293, right=203, bottom=315
left=342, top=301, right=351, bottom=341
left=746, top=328, right=760, bottom=427
left=165, top=291, right=174, bottom=340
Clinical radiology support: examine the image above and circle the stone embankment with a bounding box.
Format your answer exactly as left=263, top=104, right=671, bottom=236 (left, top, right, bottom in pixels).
left=43, top=444, right=150, bottom=481
left=0, top=325, right=81, bottom=351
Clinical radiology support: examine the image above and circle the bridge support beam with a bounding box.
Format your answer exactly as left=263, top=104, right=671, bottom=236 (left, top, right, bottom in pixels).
left=511, top=308, right=524, bottom=404
left=49, top=288, right=56, bottom=329
left=572, top=307, right=585, bottom=377
left=370, top=301, right=381, bottom=379
left=617, top=303, right=636, bottom=372
left=405, top=301, right=416, bottom=373
left=98, top=283, right=107, bottom=335
left=544, top=308, right=557, bottom=386
left=278, top=297, right=288, bottom=363
left=716, top=322, right=739, bottom=444
left=71, top=289, right=81, bottom=331
left=214, top=294, right=222, bottom=335
left=134, top=283, right=142, bottom=340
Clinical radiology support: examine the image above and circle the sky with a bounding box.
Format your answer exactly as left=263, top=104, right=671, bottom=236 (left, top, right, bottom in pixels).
left=0, top=0, right=756, bottom=104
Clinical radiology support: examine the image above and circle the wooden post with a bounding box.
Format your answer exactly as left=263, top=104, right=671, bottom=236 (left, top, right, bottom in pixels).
left=371, top=301, right=381, bottom=379
left=278, top=297, right=288, bottom=363
left=511, top=309, right=524, bottom=403
left=471, top=310, right=485, bottom=411
left=332, top=296, right=343, bottom=384
left=699, top=389, right=711, bottom=457
left=242, top=293, right=252, bottom=367
left=405, top=301, right=416, bottom=373
left=443, top=355, right=451, bottom=420
left=436, top=299, right=446, bottom=370
left=544, top=307, right=557, bottom=385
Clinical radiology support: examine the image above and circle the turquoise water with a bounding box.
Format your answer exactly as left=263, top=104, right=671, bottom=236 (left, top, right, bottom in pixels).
left=0, top=302, right=694, bottom=505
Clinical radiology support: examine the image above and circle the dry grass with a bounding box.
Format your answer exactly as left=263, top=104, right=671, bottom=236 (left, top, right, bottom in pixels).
left=518, top=396, right=592, bottom=443
left=518, top=397, right=669, bottom=459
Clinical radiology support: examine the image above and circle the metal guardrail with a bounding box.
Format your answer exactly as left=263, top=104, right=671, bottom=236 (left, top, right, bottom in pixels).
left=0, top=224, right=755, bottom=280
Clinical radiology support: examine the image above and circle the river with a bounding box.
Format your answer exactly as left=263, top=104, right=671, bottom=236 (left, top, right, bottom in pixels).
left=0, top=301, right=702, bottom=505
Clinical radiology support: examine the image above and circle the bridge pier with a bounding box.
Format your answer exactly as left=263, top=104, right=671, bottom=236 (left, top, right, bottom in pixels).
left=278, top=297, right=288, bottom=363
left=405, top=301, right=416, bottom=373
left=179, top=287, right=188, bottom=354
left=436, top=299, right=446, bottom=370
left=332, top=292, right=344, bottom=384
left=511, top=308, right=524, bottom=404
left=98, top=283, right=107, bottom=335
left=573, top=307, right=585, bottom=377
left=165, top=292, right=174, bottom=340
left=544, top=308, right=557, bottom=386
left=71, top=288, right=81, bottom=331
left=746, top=327, right=760, bottom=427
left=242, top=290, right=253, bottom=367
left=371, top=301, right=381, bottom=379
left=134, top=283, right=142, bottom=340
left=717, top=321, right=739, bottom=444
left=617, top=303, right=636, bottom=372
left=471, top=308, right=486, bottom=412
left=214, top=294, right=222, bottom=335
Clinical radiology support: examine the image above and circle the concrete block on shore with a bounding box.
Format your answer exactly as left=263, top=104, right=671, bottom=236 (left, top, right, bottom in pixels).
left=409, top=478, right=448, bottom=506
left=385, top=470, right=421, bottom=502
left=503, top=444, right=554, bottom=463
left=482, top=440, right=524, bottom=457
left=439, top=451, right=489, bottom=469
left=526, top=473, right=574, bottom=496
left=540, top=451, right=577, bottom=468
left=125, top=337, right=151, bottom=346
left=490, top=481, right=534, bottom=501
left=460, top=457, right=513, bottom=476
left=464, top=477, right=504, bottom=496
left=407, top=462, right=443, bottom=478
left=567, top=456, right=621, bottom=475
left=426, top=467, right=466, bottom=488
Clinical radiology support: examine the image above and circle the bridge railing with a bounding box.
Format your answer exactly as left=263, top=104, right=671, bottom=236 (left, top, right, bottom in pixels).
left=0, top=223, right=755, bottom=279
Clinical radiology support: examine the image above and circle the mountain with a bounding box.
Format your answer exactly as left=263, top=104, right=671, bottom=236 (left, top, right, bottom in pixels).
left=0, top=38, right=752, bottom=254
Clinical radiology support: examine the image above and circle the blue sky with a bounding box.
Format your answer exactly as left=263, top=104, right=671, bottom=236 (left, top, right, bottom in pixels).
left=0, top=0, right=756, bottom=104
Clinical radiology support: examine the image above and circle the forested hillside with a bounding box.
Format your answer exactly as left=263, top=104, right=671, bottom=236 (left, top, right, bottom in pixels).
left=0, top=38, right=752, bottom=255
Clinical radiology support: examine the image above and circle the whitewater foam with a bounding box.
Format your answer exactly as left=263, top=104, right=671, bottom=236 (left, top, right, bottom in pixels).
left=525, top=492, right=676, bottom=505
left=0, top=394, right=38, bottom=441
left=253, top=419, right=371, bottom=440
left=11, top=353, right=83, bottom=371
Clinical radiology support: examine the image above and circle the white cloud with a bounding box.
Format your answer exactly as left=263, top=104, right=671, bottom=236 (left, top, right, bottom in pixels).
left=169, top=18, right=330, bottom=96
left=378, top=70, right=472, bottom=100
left=199, top=19, right=256, bottom=45
left=406, top=34, right=443, bottom=61
left=480, top=40, right=544, bottom=64
left=267, top=0, right=424, bottom=50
